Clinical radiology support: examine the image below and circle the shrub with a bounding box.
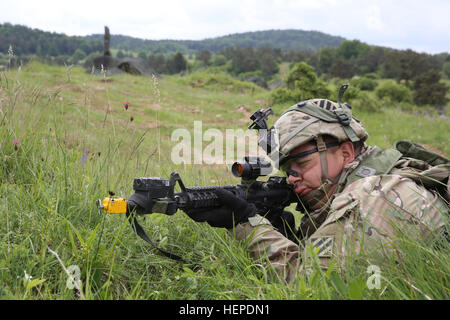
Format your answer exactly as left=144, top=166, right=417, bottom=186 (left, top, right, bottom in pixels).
left=375, top=81, right=413, bottom=103
left=443, top=61, right=450, bottom=79
left=212, top=54, right=227, bottom=66
left=351, top=77, right=378, bottom=91
left=269, top=88, right=297, bottom=105
left=70, top=48, right=86, bottom=64
left=285, top=62, right=317, bottom=91
left=364, top=73, right=379, bottom=80
left=271, top=62, right=331, bottom=105
left=413, top=70, right=447, bottom=107
left=341, top=85, right=361, bottom=102
left=349, top=91, right=382, bottom=113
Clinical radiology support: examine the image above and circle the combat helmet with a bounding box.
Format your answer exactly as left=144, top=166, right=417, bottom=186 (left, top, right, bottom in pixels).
left=269, top=85, right=369, bottom=208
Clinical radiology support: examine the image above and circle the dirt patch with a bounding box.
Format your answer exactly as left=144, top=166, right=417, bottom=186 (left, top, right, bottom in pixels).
left=175, top=105, right=202, bottom=114
left=254, top=99, right=269, bottom=107
left=190, top=80, right=204, bottom=88
left=146, top=121, right=160, bottom=129
left=147, top=102, right=162, bottom=110
left=236, top=105, right=252, bottom=123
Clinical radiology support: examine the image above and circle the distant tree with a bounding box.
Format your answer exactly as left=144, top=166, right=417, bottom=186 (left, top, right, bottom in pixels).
left=285, top=62, right=330, bottom=100
left=148, top=53, right=167, bottom=74
left=413, top=70, right=447, bottom=106
left=117, top=50, right=125, bottom=58
left=168, top=52, right=187, bottom=74
left=381, top=49, right=441, bottom=84
left=283, top=50, right=307, bottom=63
left=442, top=61, right=450, bottom=79
left=318, top=47, right=336, bottom=75
left=0, top=23, right=102, bottom=58
left=48, top=42, right=59, bottom=57
left=257, top=46, right=278, bottom=77
left=330, top=40, right=384, bottom=76
left=35, top=43, right=43, bottom=56
left=138, top=51, right=147, bottom=60
left=228, top=46, right=260, bottom=74
left=397, top=50, right=431, bottom=84
left=357, top=46, right=385, bottom=74
left=212, top=54, right=227, bottom=66
left=329, top=57, right=356, bottom=79
left=306, top=54, right=319, bottom=71
left=336, top=40, right=370, bottom=60
left=196, top=49, right=212, bottom=65
left=381, top=50, right=402, bottom=79
left=220, top=46, right=235, bottom=60
left=71, top=48, right=86, bottom=63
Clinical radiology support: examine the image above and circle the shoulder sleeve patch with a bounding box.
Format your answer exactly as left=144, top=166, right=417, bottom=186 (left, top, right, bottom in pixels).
left=355, top=165, right=377, bottom=178
left=310, top=236, right=334, bottom=257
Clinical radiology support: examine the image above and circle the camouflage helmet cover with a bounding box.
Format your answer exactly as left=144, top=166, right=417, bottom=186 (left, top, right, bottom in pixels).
left=272, top=99, right=369, bottom=166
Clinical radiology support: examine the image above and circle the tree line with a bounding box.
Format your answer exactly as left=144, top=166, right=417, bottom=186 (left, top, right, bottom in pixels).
left=0, top=23, right=102, bottom=58
left=85, top=29, right=345, bottom=53
left=144, top=39, right=449, bottom=80
left=141, top=40, right=448, bottom=107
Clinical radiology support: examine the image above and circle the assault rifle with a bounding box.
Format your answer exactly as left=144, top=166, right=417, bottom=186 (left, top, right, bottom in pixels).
left=99, top=156, right=298, bottom=261
left=98, top=108, right=299, bottom=263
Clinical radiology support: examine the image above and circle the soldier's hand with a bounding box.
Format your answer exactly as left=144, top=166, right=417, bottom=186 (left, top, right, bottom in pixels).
left=266, top=210, right=298, bottom=243
left=127, top=192, right=152, bottom=214
left=182, top=188, right=256, bottom=228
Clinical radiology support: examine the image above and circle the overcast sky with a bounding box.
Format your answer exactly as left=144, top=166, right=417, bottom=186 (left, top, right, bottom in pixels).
left=1, top=0, right=449, bottom=54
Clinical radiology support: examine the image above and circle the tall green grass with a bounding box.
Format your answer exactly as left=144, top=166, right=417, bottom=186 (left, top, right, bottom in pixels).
left=0, top=62, right=448, bottom=299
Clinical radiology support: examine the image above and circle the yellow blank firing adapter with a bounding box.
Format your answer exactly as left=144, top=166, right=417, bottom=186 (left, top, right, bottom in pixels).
left=99, top=197, right=127, bottom=214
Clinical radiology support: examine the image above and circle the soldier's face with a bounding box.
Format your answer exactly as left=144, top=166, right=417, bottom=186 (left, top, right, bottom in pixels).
left=286, top=142, right=353, bottom=197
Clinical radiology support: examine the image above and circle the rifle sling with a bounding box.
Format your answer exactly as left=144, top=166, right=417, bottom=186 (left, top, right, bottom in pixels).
left=125, top=211, right=188, bottom=263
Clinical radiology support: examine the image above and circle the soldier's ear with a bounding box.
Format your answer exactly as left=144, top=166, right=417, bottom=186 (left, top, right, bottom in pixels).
left=339, top=141, right=355, bottom=165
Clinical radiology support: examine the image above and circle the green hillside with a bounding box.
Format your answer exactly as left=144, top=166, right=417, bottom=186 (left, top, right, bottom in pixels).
left=85, top=29, right=346, bottom=53
left=0, top=23, right=102, bottom=56
left=0, top=23, right=345, bottom=58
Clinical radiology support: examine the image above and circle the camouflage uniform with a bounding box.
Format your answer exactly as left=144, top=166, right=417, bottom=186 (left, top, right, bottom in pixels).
left=233, top=99, right=449, bottom=283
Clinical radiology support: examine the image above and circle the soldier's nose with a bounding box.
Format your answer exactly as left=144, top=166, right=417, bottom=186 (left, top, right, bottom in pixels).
left=287, top=170, right=301, bottom=184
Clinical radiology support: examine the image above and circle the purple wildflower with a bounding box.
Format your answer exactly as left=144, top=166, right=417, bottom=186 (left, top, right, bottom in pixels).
left=80, top=148, right=88, bottom=167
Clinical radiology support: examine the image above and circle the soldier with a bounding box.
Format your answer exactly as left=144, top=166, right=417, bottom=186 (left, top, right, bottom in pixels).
left=183, top=97, right=449, bottom=282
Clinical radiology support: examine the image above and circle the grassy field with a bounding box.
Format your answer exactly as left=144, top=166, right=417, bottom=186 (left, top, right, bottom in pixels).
left=0, top=61, right=448, bottom=300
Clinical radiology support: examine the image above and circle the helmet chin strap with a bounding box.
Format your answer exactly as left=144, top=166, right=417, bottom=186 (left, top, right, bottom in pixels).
left=299, top=135, right=341, bottom=209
